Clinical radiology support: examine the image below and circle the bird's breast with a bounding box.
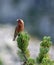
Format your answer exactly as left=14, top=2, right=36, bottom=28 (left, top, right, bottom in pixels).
left=16, top=25, right=24, bottom=33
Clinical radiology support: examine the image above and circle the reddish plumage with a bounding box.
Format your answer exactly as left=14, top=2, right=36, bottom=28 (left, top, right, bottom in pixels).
left=13, top=19, right=24, bottom=41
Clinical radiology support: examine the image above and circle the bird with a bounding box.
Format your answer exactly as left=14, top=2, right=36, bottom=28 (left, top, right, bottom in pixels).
left=13, top=19, right=24, bottom=41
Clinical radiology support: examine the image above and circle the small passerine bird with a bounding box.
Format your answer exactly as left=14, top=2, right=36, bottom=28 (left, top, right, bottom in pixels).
left=13, top=19, right=24, bottom=41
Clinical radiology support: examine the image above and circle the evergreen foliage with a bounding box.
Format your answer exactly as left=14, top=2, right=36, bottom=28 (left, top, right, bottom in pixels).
left=17, top=33, right=54, bottom=65
left=0, top=58, right=3, bottom=65
left=17, top=32, right=30, bottom=60
left=37, top=36, right=52, bottom=63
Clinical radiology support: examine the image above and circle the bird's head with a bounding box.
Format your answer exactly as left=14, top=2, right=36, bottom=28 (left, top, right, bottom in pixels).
left=17, top=19, right=24, bottom=27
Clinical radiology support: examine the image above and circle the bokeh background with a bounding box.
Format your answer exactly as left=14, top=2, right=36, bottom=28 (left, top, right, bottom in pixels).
left=0, top=0, right=54, bottom=65
left=0, top=0, right=54, bottom=41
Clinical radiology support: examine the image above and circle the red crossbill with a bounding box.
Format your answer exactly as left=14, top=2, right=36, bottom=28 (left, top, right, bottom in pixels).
left=13, top=19, right=24, bottom=41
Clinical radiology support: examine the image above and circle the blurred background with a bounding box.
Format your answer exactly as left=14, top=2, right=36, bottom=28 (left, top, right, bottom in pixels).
left=0, top=0, right=54, bottom=65
left=0, top=0, right=54, bottom=41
